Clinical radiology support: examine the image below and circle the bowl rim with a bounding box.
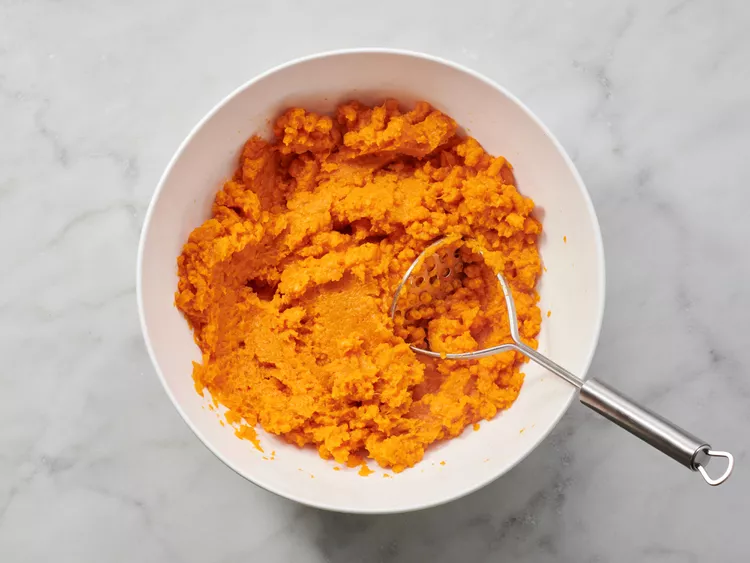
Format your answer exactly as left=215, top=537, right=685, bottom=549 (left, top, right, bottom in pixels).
left=136, top=47, right=606, bottom=514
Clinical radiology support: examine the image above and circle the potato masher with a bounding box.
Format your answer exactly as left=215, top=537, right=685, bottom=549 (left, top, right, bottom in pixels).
left=390, top=237, right=734, bottom=486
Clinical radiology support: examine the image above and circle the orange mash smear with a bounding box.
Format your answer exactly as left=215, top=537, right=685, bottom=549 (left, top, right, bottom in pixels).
left=176, top=100, right=542, bottom=473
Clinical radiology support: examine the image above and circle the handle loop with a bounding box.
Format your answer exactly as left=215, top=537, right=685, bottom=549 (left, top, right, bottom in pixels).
left=697, top=450, right=734, bottom=486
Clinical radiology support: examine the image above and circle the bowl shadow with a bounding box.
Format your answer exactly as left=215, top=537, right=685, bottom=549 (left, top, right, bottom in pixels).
left=292, top=413, right=581, bottom=562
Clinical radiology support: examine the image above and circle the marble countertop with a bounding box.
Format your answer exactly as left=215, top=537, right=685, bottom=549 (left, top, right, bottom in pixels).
left=2, top=0, right=748, bottom=561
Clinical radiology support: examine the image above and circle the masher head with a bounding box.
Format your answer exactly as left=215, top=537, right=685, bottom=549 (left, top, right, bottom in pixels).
left=390, top=237, right=522, bottom=360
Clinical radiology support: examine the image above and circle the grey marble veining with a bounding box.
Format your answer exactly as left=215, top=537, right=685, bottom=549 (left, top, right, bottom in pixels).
left=1, top=0, right=748, bottom=561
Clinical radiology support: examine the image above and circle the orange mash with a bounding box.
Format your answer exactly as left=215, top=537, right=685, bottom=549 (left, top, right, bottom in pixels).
left=176, top=100, right=542, bottom=472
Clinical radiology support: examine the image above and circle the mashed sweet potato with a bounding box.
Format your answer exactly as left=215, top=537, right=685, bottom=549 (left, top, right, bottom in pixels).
left=176, top=100, right=542, bottom=472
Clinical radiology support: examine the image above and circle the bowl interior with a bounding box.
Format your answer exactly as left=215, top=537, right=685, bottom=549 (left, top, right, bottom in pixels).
left=138, top=50, right=604, bottom=513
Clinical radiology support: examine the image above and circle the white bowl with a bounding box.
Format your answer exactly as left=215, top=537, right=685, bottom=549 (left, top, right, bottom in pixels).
left=137, top=49, right=605, bottom=514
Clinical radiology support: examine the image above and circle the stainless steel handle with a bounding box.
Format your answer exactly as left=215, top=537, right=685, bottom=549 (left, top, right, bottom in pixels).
left=580, top=379, right=734, bottom=485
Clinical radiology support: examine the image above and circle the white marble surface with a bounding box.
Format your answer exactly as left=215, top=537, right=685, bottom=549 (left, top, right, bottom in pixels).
left=1, top=0, right=748, bottom=560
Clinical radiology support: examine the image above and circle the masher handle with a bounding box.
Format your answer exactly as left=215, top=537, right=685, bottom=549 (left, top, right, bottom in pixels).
left=579, top=378, right=733, bottom=485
